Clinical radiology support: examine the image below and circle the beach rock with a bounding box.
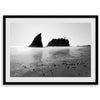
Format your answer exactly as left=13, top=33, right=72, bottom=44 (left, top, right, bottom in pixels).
left=29, top=33, right=43, bottom=47
left=47, top=38, right=70, bottom=47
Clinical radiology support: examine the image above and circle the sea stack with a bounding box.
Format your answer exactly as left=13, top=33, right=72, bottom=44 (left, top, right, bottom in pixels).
left=47, top=38, right=70, bottom=47
left=29, top=33, right=43, bottom=47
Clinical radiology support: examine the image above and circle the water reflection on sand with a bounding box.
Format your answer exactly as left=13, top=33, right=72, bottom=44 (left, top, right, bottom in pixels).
left=10, top=46, right=91, bottom=77
left=11, top=47, right=70, bottom=64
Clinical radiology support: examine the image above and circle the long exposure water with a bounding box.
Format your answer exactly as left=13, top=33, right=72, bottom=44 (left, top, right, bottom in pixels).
left=10, top=46, right=91, bottom=77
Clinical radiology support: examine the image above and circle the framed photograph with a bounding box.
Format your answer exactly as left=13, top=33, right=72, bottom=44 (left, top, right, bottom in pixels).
left=3, top=15, right=98, bottom=85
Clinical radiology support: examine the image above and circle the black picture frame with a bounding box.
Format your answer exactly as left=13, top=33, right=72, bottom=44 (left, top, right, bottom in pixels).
left=3, top=15, right=98, bottom=85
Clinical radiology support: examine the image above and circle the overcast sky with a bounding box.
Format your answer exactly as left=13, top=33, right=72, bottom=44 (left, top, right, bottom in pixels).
left=10, top=22, right=91, bottom=47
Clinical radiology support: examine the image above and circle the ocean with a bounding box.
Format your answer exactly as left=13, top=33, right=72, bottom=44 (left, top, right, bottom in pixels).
left=10, top=46, right=91, bottom=77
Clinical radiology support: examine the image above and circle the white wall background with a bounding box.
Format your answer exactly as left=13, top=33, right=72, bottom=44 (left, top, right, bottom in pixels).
left=0, top=0, right=99, bottom=100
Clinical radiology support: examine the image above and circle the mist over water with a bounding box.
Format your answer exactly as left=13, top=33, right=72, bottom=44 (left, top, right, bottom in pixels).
left=11, top=47, right=77, bottom=64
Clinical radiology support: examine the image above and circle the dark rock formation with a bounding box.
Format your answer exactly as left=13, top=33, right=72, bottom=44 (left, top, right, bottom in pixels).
left=47, top=38, right=70, bottom=47
left=29, top=33, right=43, bottom=47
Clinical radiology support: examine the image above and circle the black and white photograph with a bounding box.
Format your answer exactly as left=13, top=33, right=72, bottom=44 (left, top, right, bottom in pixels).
left=3, top=15, right=98, bottom=85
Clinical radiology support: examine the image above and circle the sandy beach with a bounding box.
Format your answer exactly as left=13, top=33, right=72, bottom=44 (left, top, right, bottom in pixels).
left=10, top=46, right=91, bottom=77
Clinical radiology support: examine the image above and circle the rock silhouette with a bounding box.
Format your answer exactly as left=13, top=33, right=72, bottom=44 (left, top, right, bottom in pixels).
left=29, top=33, right=43, bottom=47
left=47, top=38, right=70, bottom=47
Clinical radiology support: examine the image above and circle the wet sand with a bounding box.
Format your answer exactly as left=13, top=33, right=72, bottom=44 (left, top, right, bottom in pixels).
left=10, top=46, right=91, bottom=77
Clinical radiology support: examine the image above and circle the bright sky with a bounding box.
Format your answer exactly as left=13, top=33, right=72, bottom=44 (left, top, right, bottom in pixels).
left=10, top=22, right=91, bottom=47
